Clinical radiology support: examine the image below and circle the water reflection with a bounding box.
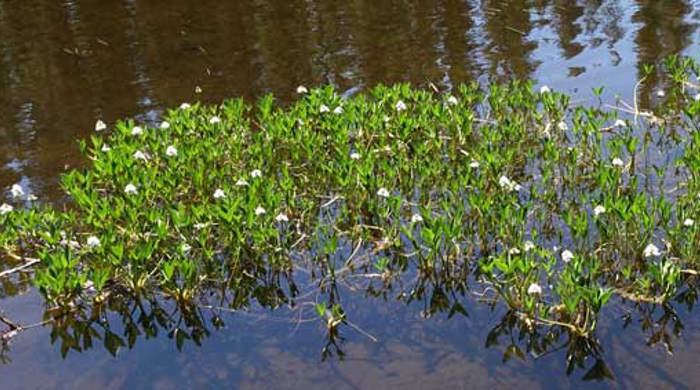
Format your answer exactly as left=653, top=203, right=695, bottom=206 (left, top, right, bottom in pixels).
left=1, top=1, right=698, bottom=202
left=2, top=0, right=700, bottom=387
left=634, top=0, right=698, bottom=104
left=2, top=250, right=699, bottom=387
left=0, top=0, right=696, bottom=182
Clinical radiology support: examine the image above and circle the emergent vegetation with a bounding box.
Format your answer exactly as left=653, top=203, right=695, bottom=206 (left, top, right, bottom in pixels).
left=1, top=56, right=700, bottom=363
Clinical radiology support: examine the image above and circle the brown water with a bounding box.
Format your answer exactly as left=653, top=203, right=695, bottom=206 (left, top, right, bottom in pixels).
left=2, top=1, right=700, bottom=388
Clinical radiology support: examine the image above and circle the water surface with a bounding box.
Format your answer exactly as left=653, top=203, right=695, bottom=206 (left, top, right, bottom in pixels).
left=2, top=1, right=700, bottom=388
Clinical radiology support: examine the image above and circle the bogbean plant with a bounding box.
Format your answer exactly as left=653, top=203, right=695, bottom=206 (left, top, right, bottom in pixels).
left=1, top=56, right=700, bottom=351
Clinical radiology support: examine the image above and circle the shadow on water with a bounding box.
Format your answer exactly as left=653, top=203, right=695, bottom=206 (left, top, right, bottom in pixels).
left=2, top=0, right=700, bottom=388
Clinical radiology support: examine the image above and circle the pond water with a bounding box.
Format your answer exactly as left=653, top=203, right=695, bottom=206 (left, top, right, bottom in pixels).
left=2, top=1, right=700, bottom=388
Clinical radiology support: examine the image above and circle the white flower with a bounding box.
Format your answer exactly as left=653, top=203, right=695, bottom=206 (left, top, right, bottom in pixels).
left=611, top=157, right=624, bottom=167
left=557, top=121, right=568, bottom=131
left=209, top=116, right=221, bottom=124
left=614, top=119, right=626, bottom=128
left=694, top=93, right=700, bottom=101
left=160, top=121, right=170, bottom=129
left=124, top=184, right=138, bottom=195
left=395, top=100, right=407, bottom=112
left=593, top=205, right=606, bottom=217
left=250, top=169, right=262, bottom=178
left=683, top=218, right=695, bottom=227
left=446, top=95, right=458, bottom=105
left=540, top=85, right=551, bottom=94
left=319, top=104, right=330, bottom=113
left=542, top=123, right=551, bottom=138
left=275, top=213, right=289, bottom=222
left=643, top=243, right=661, bottom=258
left=213, top=189, right=226, bottom=199
left=60, top=238, right=80, bottom=250
left=377, top=187, right=390, bottom=198
left=86, top=236, right=101, bottom=249
left=26, top=194, right=38, bottom=202
left=333, top=106, right=344, bottom=115
left=165, top=146, right=178, bottom=157
left=469, top=160, right=480, bottom=169
left=131, top=126, right=143, bottom=136
left=179, top=103, right=191, bottom=110
left=498, top=176, right=521, bottom=192
left=133, top=150, right=148, bottom=161
left=10, top=184, right=24, bottom=198
left=195, top=86, right=202, bottom=94
left=350, top=152, right=361, bottom=160
left=255, top=206, right=266, bottom=216
left=411, top=214, right=423, bottom=223
left=181, top=243, right=192, bottom=253
left=95, top=120, right=107, bottom=132
left=523, top=241, right=535, bottom=252
left=561, top=250, right=574, bottom=263
left=235, top=178, right=249, bottom=186
left=509, top=247, right=521, bottom=255
left=101, top=144, right=111, bottom=152
left=527, top=283, right=542, bottom=295
left=0, top=203, right=13, bottom=215
left=297, top=85, right=308, bottom=94
left=656, top=89, right=665, bottom=98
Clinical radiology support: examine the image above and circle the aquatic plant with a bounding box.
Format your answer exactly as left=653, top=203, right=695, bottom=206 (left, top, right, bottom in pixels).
left=2, top=55, right=700, bottom=371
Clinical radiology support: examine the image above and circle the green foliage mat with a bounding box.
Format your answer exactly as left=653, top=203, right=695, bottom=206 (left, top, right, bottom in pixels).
left=2, top=56, right=700, bottom=356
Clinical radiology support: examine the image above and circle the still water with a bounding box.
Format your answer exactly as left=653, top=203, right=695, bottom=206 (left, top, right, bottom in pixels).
left=1, top=0, right=700, bottom=388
